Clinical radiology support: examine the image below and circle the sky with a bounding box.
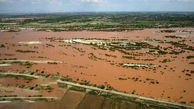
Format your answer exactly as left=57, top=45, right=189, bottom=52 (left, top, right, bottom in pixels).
left=0, top=0, right=194, bottom=13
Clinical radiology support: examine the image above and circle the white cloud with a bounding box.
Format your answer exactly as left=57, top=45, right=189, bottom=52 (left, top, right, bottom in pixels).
left=80, top=0, right=104, bottom=3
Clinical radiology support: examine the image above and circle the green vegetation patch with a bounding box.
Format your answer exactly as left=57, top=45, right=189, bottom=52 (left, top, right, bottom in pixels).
left=168, top=41, right=194, bottom=51
left=165, top=35, right=183, bottom=39
left=69, top=86, right=86, bottom=92
left=57, top=82, right=68, bottom=88
left=0, top=73, right=37, bottom=80
left=105, top=54, right=117, bottom=58
left=0, top=60, right=34, bottom=66
left=189, top=62, right=194, bottom=64
left=0, top=44, right=5, bottom=48
left=186, top=56, right=194, bottom=59
left=0, top=97, right=55, bottom=102
left=161, top=30, right=176, bottom=33
left=122, top=56, right=135, bottom=59
left=16, top=49, right=37, bottom=53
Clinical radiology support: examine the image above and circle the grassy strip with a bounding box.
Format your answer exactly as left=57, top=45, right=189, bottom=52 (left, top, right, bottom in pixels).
left=0, top=61, right=34, bottom=66
left=0, top=97, right=56, bottom=102
left=0, top=73, right=37, bottom=80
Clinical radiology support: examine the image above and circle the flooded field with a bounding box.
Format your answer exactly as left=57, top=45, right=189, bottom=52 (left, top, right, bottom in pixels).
left=0, top=28, right=194, bottom=108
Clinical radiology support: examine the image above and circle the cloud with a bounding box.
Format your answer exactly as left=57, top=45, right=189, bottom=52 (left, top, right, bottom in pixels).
left=0, top=0, right=12, bottom=2
left=31, top=0, right=62, bottom=5
left=0, top=0, right=194, bottom=13
left=80, top=0, right=104, bottom=3
left=48, top=0, right=63, bottom=6
left=177, top=0, right=194, bottom=2
left=127, top=0, right=194, bottom=2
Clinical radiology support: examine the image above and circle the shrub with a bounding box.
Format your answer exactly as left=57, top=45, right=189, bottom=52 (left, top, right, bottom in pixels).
left=97, top=85, right=105, bottom=89
left=186, top=56, right=194, bottom=59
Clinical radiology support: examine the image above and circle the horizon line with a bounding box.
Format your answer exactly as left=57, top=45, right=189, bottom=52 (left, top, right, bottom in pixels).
left=1, top=11, right=194, bottom=15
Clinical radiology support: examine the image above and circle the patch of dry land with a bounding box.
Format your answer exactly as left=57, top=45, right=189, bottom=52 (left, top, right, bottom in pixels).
left=0, top=28, right=194, bottom=108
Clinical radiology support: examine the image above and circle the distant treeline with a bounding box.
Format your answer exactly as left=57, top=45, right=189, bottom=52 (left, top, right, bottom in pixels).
left=1, top=12, right=194, bottom=31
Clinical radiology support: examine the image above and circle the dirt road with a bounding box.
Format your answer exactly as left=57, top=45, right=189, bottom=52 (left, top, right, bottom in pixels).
left=57, top=80, right=194, bottom=109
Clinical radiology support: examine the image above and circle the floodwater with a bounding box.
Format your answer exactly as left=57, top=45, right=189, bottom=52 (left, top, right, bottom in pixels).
left=0, top=28, right=194, bottom=105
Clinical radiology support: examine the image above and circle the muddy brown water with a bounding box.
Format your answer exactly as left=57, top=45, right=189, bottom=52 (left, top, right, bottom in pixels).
left=0, top=28, right=194, bottom=105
